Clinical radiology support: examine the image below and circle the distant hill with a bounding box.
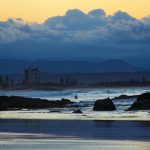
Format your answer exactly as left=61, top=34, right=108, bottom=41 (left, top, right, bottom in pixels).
left=0, top=59, right=143, bottom=74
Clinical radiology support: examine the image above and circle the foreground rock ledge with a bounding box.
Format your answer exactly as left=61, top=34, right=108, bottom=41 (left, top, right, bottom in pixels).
left=0, top=96, right=74, bottom=111
left=127, top=92, right=150, bottom=110
left=93, top=98, right=116, bottom=111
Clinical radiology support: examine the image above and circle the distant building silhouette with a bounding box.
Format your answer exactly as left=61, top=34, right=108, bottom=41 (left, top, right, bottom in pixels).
left=0, top=75, right=3, bottom=86
left=23, top=68, right=40, bottom=85
left=60, top=77, right=64, bottom=85
left=4, top=75, right=9, bottom=84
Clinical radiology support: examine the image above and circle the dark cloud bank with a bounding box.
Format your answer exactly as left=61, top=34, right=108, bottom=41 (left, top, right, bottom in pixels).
left=0, top=9, right=150, bottom=68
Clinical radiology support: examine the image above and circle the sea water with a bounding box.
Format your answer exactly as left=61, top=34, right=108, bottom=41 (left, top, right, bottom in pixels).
left=0, top=87, right=150, bottom=120
left=0, top=87, right=150, bottom=101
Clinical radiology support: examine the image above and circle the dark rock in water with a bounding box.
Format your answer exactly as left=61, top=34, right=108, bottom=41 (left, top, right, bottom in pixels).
left=93, top=98, right=116, bottom=111
left=0, top=102, right=10, bottom=111
left=61, top=98, right=73, bottom=105
left=0, top=96, right=74, bottom=111
left=127, top=93, right=150, bottom=110
left=73, top=109, right=83, bottom=114
left=49, top=110, right=61, bottom=113
left=113, top=94, right=137, bottom=100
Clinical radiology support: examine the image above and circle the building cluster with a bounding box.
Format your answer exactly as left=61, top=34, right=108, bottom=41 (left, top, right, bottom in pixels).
left=0, top=75, right=14, bottom=88
left=23, top=68, right=40, bottom=86
left=22, top=68, right=77, bottom=87
left=1, top=67, right=150, bottom=89
left=60, top=77, right=77, bottom=86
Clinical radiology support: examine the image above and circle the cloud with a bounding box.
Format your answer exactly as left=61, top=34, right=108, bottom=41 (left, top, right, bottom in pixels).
left=111, top=11, right=136, bottom=22
left=44, top=9, right=107, bottom=31
left=88, top=9, right=106, bottom=18
left=0, top=9, right=150, bottom=61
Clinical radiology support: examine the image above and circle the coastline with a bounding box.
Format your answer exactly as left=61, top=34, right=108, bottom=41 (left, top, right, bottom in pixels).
left=0, top=89, right=150, bottom=149
left=0, top=119, right=150, bottom=150
left=1, top=139, right=150, bottom=150
left=0, top=110, right=150, bottom=121
left=0, top=89, right=150, bottom=120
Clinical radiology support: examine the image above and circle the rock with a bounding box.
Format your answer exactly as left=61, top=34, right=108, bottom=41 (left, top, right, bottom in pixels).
left=127, top=92, right=150, bottom=110
left=93, top=98, right=116, bottom=111
left=0, top=102, right=9, bottom=111
left=73, top=109, right=83, bottom=114
left=113, top=94, right=137, bottom=100
left=61, top=98, right=74, bottom=105
left=0, top=96, right=74, bottom=111
left=49, top=110, right=61, bottom=113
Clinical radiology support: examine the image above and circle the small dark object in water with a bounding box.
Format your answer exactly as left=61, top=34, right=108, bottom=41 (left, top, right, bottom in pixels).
left=74, top=95, right=78, bottom=99
left=73, top=109, right=83, bottom=114
left=49, top=110, right=61, bottom=113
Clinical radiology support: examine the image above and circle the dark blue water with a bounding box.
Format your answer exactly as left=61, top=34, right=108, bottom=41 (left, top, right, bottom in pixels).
left=0, top=88, right=150, bottom=101
left=0, top=119, right=150, bottom=140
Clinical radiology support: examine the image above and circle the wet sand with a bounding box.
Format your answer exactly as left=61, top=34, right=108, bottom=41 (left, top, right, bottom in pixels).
left=0, top=119, right=150, bottom=140
left=0, top=139, right=150, bottom=150
left=0, top=119, right=149, bottom=150
left=0, top=110, right=150, bottom=121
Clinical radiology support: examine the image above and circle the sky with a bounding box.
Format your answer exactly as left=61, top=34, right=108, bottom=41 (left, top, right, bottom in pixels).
left=0, top=0, right=150, bottom=23
left=0, top=0, right=150, bottom=68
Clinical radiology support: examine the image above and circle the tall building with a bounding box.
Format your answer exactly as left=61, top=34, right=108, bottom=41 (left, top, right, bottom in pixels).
left=23, top=68, right=40, bottom=85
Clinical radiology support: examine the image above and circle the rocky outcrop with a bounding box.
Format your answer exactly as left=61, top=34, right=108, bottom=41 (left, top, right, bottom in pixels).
left=73, top=109, right=83, bottom=114
left=127, top=93, right=150, bottom=110
left=113, top=94, right=137, bottom=100
left=0, top=96, right=74, bottom=111
left=93, top=98, right=116, bottom=111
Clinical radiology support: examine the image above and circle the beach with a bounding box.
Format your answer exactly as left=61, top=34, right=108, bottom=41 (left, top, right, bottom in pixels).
left=0, top=119, right=150, bottom=150
left=1, top=139, right=150, bottom=150
left=0, top=88, right=150, bottom=150
left=0, top=119, right=150, bottom=140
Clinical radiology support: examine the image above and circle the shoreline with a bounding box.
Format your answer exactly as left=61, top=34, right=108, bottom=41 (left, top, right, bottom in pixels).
left=1, top=139, right=150, bottom=150
left=0, top=117, right=150, bottom=149
left=0, top=113, right=150, bottom=121
left=0, top=89, right=150, bottom=121
left=0, top=119, right=150, bottom=141
left=0, top=132, right=150, bottom=142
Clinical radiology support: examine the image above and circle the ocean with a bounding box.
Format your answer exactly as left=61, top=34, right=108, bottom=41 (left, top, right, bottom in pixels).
left=0, top=87, right=150, bottom=150
left=1, top=87, right=150, bottom=101
left=0, top=87, right=150, bottom=120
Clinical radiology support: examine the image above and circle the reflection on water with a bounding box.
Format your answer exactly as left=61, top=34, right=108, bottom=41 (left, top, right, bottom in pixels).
left=0, top=119, right=150, bottom=140
left=94, top=120, right=115, bottom=128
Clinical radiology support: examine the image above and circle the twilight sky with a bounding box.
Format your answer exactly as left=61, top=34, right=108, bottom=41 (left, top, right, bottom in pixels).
left=0, top=1, right=150, bottom=66
left=0, top=0, right=150, bottom=22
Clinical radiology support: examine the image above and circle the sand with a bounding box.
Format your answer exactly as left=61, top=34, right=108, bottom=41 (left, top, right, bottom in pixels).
left=0, top=119, right=149, bottom=150
left=0, top=138, right=150, bottom=150
left=0, top=110, right=150, bottom=121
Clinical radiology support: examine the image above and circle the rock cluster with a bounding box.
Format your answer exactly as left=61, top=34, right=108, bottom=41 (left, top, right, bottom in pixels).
left=0, top=96, right=74, bottom=111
